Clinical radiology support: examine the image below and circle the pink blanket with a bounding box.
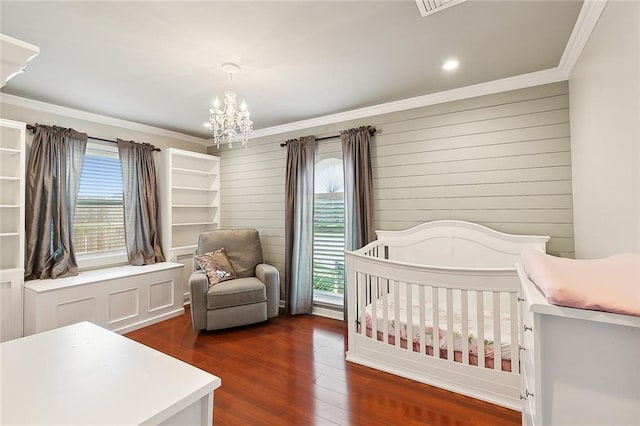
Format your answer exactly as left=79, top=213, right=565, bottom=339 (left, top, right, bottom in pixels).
left=521, top=248, right=640, bottom=317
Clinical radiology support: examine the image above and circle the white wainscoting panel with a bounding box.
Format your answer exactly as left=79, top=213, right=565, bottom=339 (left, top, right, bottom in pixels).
left=108, top=288, right=139, bottom=324
left=57, top=297, right=96, bottom=328
left=0, top=268, right=23, bottom=342
left=174, top=252, right=195, bottom=303
left=24, top=262, right=184, bottom=335
left=0, top=277, right=16, bottom=339
left=149, top=280, right=175, bottom=312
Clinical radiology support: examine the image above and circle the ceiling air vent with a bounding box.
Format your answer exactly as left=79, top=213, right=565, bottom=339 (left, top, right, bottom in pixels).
left=415, top=0, right=468, bottom=17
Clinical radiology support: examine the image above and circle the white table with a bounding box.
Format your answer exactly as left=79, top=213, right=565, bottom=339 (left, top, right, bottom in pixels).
left=1, top=322, right=221, bottom=425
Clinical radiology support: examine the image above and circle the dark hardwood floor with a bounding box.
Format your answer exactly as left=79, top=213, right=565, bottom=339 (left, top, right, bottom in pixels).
left=126, top=308, right=521, bottom=426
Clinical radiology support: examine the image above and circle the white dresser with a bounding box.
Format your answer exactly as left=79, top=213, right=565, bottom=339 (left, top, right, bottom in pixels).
left=517, top=264, right=640, bottom=426
left=1, top=322, right=221, bottom=425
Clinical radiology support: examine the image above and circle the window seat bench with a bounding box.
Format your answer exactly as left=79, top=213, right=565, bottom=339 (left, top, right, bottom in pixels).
left=24, top=262, right=184, bottom=336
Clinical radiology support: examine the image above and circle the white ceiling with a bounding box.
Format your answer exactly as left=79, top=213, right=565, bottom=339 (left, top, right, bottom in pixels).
left=0, top=1, right=583, bottom=139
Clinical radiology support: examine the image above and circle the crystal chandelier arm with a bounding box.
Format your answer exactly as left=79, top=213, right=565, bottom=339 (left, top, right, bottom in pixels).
left=208, top=63, right=253, bottom=149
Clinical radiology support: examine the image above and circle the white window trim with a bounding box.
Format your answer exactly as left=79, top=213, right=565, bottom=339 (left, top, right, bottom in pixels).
left=313, top=288, right=344, bottom=307
left=77, top=248, right=128, bottom=271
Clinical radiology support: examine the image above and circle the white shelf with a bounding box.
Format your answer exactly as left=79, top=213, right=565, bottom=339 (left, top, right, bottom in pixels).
left=172, top=204, right=217, bottom=209
left=0, top=205, right=20, bottom=208
left=0, top=147, right=20, bottom=156
left=172, top=222, right=217, bottom=227
left=171, top=167, right=217, bottom=177
left=0, top=176, right=19, bottom=182
left=0, top=232, right=20, bottom=237
left=172, top=186, right=216, bottom=192
left=170, top=149, right=219, bottom=162
left=171, top=245, right=198, bottom=252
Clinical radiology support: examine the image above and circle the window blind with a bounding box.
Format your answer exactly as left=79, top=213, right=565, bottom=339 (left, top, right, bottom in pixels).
left=312, top=192, right=345, bottom=295
left=72, top=140, right=126, bottom=255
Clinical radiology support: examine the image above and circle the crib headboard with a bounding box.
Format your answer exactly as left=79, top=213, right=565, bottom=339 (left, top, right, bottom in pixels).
left=376, top=220, right=549, bottom=268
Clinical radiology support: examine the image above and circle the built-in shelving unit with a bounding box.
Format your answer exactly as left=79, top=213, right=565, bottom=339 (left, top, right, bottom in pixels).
left=0, top=118, right=26, bottom=342
left=159, top=148, right=220, bottom=300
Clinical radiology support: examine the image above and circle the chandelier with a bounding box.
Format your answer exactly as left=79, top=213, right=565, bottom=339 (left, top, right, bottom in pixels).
left=205, top=63, right=253, bottom=149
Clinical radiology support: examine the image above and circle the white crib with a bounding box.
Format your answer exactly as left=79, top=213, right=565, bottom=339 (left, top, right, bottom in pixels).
left=345, top=220, right=548, bottom=410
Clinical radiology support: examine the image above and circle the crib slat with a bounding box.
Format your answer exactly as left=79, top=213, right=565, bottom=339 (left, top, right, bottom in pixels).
left=477, top=292, right=485, bottom=368
left=446, top=288, right=453, bottom=361
left=359, top=272, right=366, bottom=337
left=382, top=281, right=389, bottom=344
left=510, top=292, right=518, bottom=373
left=371, top=274, right=378, bottom=341
left=493, top=292, right=501, bottom=371
left=419, top=285, right=426, bottom=355
left=461, top=290, right=469, bottom=365
left=432, top=287, right=439, bottom=358
left=406, top=283, right=413, bottom=352
left=394, top=281, right=401, bottom=348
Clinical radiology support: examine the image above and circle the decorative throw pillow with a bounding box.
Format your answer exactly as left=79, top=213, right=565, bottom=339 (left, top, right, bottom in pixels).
left=194, top=248, right=237, bottom=287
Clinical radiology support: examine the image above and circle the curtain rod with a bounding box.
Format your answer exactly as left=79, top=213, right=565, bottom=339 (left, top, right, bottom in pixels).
left=26, top=124, right=161, bottom=152
left=279, top=127, right=376, bottom=148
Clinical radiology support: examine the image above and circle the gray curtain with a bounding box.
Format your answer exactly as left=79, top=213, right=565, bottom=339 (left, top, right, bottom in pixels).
left=285, top=136, right=316, bottom=315
left=117, top=139, right=165, bottom=265
left=341, top=126, right=376, bottom=318
left=25, top=125, right=87, bottom=280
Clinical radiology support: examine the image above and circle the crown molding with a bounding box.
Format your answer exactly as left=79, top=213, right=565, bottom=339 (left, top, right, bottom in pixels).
left=0, top=92, right=210, bottom=146
left=558, top=0, right=608, bottom=78
left=252, top=67, right=566, bottom=139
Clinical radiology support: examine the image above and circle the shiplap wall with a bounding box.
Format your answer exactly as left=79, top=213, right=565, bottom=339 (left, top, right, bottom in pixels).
left=211, top=82, right=574, bottom=295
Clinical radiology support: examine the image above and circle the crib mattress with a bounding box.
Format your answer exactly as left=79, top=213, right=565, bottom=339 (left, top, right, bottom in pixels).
left=364, top=289, right=514, bottom=371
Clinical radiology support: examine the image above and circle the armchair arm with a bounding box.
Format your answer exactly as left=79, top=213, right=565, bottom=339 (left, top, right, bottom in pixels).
left=188, top=271, right=209, bottom=331
left=255, top=263, right=280, bottom=318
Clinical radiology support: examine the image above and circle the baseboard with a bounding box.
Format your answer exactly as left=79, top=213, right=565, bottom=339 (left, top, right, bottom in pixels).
left=113, top=307, right=185, bottom=335
left=278, top=299, right=344, bottom=321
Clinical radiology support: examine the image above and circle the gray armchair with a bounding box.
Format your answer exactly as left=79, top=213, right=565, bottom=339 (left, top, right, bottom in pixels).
left=189, top=229, right=280, bottom=331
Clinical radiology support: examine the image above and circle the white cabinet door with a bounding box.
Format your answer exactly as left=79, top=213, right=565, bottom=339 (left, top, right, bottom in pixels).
left=0, top=269, right=23, bottom=342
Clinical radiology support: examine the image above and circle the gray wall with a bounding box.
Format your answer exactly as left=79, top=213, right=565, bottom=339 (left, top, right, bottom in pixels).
left=569, top=0, right=640, bottom=258
left=212, top=81, right=574, bottom=288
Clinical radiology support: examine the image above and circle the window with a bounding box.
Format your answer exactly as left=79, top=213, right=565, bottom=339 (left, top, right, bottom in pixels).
left=72, top=139, right=127, bottom=268
left=313, top=157, right=345, bottom=305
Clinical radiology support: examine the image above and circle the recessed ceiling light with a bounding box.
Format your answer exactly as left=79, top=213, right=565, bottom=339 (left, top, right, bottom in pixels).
left=442, top=59, right=459, bottom=71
